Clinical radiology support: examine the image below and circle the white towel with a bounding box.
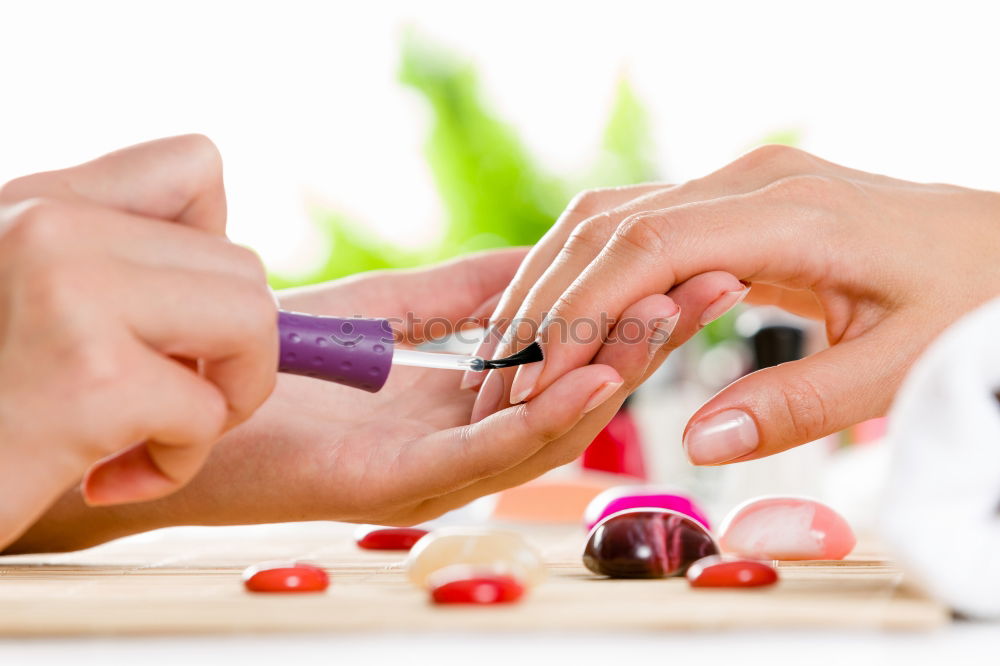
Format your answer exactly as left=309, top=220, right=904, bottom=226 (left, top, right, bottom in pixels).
left=882, top=296, right=1000, bottom=619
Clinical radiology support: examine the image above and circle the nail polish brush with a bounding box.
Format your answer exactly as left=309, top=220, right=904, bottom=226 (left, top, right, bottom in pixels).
left=276, top=310, right=542, bottom=393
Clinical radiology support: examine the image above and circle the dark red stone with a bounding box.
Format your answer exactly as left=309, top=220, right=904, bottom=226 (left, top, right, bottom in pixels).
left=430, top=575, right=525, bottom=604
left=242, top=561, right=329, bottom=593
left=583, top=508, right=719, bottom=578
left=356, top=527, right=429, bottom=551
left=686, top=555, right=779, bottom=588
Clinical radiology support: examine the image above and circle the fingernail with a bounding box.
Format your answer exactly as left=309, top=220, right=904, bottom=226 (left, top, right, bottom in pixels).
left=461, top=334, right=500, bottom=390
left=648, top=310, right=681, bottom=359
left=699, top=286, right=750, bottom=326
left=683, top=409, right=759, bottom=465
left=509, top=355, right=544, bottom=404
left=470, top=371, right=504, bottom=423
left=583, top=380, right=624, bottom=414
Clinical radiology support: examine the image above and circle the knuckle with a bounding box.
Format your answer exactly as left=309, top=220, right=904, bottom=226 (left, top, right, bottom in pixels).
left=2, top=198, right=69, bottom=251
left=65, top=343, right=128, bottom=399
left=612, top=212, right=670, bottom=256
left=230, top=244, right=269, bottom=283
left=565, top=188, right=610, bottom=218
left=565, top=214, right=614, bottom=255
left=762, top=173, right=845, bottom=200
left=173, top=133, right=223, bottom=171
left=0, top=175, right=38, bottom=203
left=22, top=261, right=87, bottom=316
left=775, top=374, right=830, bottom=442
left=731, top=144, right=806, bottom=173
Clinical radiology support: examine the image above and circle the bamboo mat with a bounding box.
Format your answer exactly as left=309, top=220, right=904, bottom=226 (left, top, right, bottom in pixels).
left=0, top=522, right=947, bottom=635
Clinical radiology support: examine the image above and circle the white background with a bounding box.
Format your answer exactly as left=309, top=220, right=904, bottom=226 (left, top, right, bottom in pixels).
left=1, top=1, right=998, bottom=659
left=2, top=0, right=998, bottom=277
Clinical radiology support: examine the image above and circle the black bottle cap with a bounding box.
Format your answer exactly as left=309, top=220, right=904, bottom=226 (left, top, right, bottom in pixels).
left=751, top=325, right=805, bottom=370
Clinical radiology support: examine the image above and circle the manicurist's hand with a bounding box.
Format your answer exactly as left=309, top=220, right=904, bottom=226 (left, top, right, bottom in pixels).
left=5, top=250, right=745, bottom=553
left=470, top=145, right=1000, bottom=466
left=0, top=136, right=277, bottom=550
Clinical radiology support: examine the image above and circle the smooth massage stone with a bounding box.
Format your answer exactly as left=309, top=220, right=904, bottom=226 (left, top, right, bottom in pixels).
left=686, top=555, right=779, bottom=588
left=355, top=525, right=429, bottom=551
left=429, top=566, right=526, bottom=605
left=719, top=496, right=856, bottom=560
left=583, top=485, right=711, bottom=531
left=242, top=561, right=329, bottom=593
left=583, top=508, right=719, bottom=578
left=406, top=528, right=545, bottom=588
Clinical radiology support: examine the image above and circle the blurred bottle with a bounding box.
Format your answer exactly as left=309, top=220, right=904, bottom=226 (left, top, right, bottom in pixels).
left=581, top=399, right=648, bottom=479
left=629, top=332, right=742, bottom=524
left=705, top=309, right=837, bottom=517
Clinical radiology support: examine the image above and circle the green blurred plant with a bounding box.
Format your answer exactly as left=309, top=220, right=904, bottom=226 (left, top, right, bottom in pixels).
left=270, top=32, right=659, bottom=289
left=270, top=33, right=800, bottom=353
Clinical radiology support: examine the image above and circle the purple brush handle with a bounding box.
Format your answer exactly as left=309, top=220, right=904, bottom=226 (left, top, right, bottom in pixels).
left=277, top=310, right=395, bottom=393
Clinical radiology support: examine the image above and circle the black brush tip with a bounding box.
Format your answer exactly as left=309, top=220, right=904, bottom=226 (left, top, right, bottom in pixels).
left=482, top=342, right=544, bottom=370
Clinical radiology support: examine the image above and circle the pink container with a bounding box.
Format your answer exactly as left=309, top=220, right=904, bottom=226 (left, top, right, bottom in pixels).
left=583, top=485, right=711, bottom=531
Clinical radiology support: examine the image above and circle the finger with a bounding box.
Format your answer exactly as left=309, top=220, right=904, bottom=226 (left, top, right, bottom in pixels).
left=0, top=135, right=227, bottom=233
left=471, top=292, right=680, bottom=424
left=423, top=273, right=746, bottom=517
left=116, top=264, right=278, bottom=426
left=494, top=147, right=829, bottom=359
left=479, top=147, right=848, bottom=406
left=745, top=282, right=825, bottom=320
left=539, top=273, right=749, bottom=452
left=530, top=272, right=750, bottom=462
left=509, top=179, right=846, bottom=405
left=10, top=197, right=262, bottom=281
left=681, top=324, right=908, bottom=465
left=81, top=352, right=229, bottom=506
left=380, top=364, right=624, bottom=507
left=644, top=271, right=749, bottom=375
left=462, top=184, right=669, bottom=390
left=281, top=247, right=530, bottom=344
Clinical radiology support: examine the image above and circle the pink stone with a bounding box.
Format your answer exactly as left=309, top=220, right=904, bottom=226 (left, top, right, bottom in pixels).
left=242, top=561, right=329, bottom=593
left=355, top=526, right=428, bottom=551
left=719, top=496, right=856, bottom=560
left=583, top=485, right=711, bottom=531
left=686, top=555, right=779, bottom=588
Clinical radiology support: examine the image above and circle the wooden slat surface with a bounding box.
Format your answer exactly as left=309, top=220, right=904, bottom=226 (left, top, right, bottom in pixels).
left=0, top=522, right=947, bottom=635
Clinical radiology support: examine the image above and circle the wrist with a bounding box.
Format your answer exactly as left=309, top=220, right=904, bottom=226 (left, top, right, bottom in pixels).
left=1, top=485, right=172, bottom=554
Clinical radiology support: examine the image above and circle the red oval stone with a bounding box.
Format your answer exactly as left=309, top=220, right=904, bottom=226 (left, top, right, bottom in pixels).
left=430, top=575, right=525, bottom=605
left=242, top=561, right=329, bottom=593
left=686, top=556, right=778, bottom=588
left=355, top=526, right=429, bottom=551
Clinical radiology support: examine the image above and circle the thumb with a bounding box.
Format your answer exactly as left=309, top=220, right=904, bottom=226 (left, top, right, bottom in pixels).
left=682, top=328, right=907, bottom=465
left=0, top=134, right=227, bottom=234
